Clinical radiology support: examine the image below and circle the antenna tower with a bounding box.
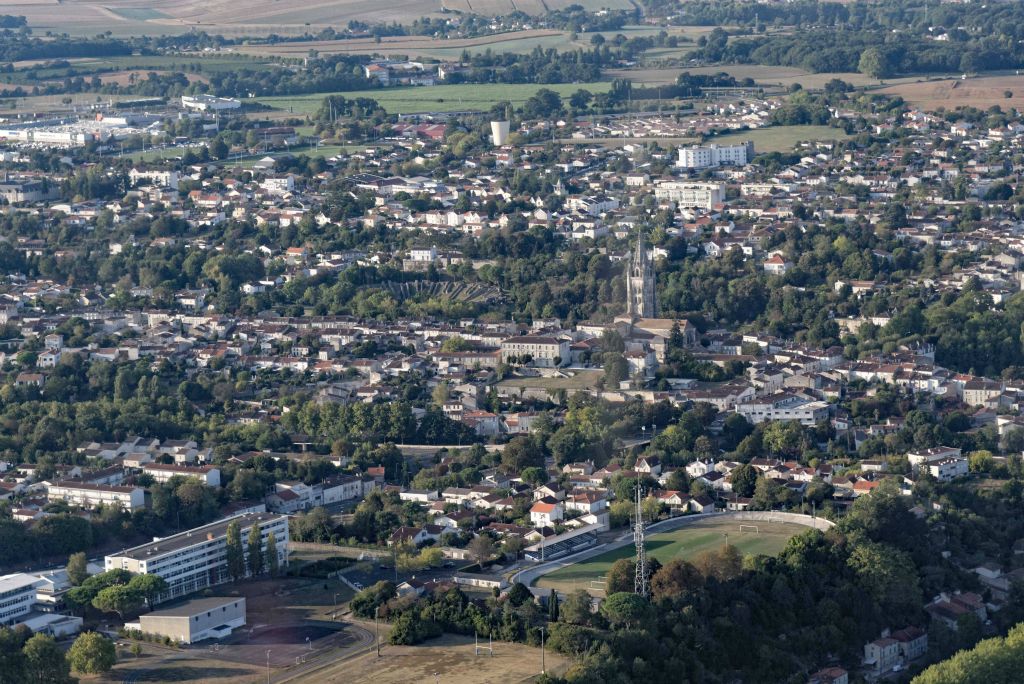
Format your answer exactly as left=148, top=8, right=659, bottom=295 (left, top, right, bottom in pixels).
left=634, top=484, right=648, bottom=598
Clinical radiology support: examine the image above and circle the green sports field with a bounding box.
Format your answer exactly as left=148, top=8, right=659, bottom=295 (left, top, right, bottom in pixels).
left=536, top=517, right=805, bottom=594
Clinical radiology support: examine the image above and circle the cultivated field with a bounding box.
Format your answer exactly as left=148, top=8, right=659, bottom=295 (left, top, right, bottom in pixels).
left=255, top=82, right=611, bottom=115
left=2, top=0, right=632, bottom=37
left=709, top=125, right=852, bottom=153
left=238, top=25, right=701, bottom=61
left=536, top=517, right=805, bottom=594
left=288, top=634, right=570, bottom=683
left=875, top=73, right=1024, bottom=111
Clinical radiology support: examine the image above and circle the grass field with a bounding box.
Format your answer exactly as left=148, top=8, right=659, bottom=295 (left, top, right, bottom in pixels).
left=536, top=518, right=805, bottom=594
left=498, top=369, right=604, bottom=392
left=289, top=634, right=569, bottom=683
left=709, top=125, right=852, bottom=153
left=256, top=82, right=611, bottom=115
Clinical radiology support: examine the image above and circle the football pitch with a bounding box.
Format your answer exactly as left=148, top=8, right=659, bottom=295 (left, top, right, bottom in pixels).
left=536, top=517, right=805, bottom=594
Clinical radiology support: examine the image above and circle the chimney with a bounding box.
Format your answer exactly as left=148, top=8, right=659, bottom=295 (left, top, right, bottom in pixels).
left=207, top=532, right=215, bottom=541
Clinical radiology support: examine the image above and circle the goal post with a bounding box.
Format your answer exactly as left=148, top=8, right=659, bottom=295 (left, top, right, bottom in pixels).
left=738, top=524, right=759, bottom=534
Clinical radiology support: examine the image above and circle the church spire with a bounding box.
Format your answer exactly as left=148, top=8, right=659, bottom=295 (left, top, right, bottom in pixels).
left=626, top=233, right=656, bottom=319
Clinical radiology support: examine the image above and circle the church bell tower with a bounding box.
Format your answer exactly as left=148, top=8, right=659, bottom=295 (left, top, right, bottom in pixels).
left=626, top=236, right=656, bottom=319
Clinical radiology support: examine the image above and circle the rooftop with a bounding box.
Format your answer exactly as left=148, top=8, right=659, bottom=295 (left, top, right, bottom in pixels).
left=107, top=512, right=285, bottom=562
left=144, top=596, right=245, bottom=619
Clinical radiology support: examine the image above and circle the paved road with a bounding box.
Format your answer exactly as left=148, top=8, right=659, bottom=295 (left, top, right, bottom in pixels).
left=272, top=620, right=379, bottom=684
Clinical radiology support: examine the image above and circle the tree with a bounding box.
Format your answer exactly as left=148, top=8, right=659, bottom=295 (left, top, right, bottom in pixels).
left=507, top=582, right=533, bottom=606
left=858, top=46, right=892, bottom=78
left=24, top=633, right=72, bottom=684
left=126, top=574, right=167, bottom=607
left=561, top=589, right=595, bottom=626
left=501, top=436, right=544, bottom=472
left=729, top=464, right=759, bottom=498
left=350, top=581, right=397, bottom=619
left=548, top=588, right=559, bottom=621
left=521, top=466, right=548, bottom=487
left=603, top=353, right=629, bottom=388
left=913, top=622, right=1024, bottom=683
left=968, top=450, right=995, bottom=473
left=650, top=559, right=702, bottom=601
left=266, top=531, right=279, bottom=577
left=247, top=523, right=265, bottom=577
left=91, top=585, right=142, bottom=618
left=606, top=557, right=635, bottom=594
left=431, top=381, right=451, bottom=407
left=67, top=631, right=116, bottom=674
left=468, top=534, right=496, bottom=565
left=66, top=552, right=88, bottom=586
left=600, top=592, right=653, bottom=629
left=225, top=520, right=245, bottom=581
left=846, top=540, right=921, bottom=617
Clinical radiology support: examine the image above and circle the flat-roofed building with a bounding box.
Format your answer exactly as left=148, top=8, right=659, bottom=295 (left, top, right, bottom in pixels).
left=677, top=142, right=754, bottom=169
left=141, top=463, right=221, bottom=487
left=653, top=181, right=724, bottom=210
left=47, top=481, right=145, bottom=511
left=0, top=573, right=43, bottom=626
left=127, top=597, right=246, bottom=644
left=104, top=513, right=288, bottom=604
left=500, top=335, right=569, bottom=368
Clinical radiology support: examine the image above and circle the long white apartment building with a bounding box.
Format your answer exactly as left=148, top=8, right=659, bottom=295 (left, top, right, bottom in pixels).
left=141, top=463, right=221, bottom=487
left=47, top=481, right=145, bottom=511
left=677, top=141, right=754, bottom=169
left=653, top=181, right=725, bottom=210
left=105, top=513, right=289, bottom=604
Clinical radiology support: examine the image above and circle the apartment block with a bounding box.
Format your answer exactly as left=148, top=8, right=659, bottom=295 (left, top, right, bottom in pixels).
left=105, top=513, right=288, bottom=604
left=47, top=481, right=146, bottom=511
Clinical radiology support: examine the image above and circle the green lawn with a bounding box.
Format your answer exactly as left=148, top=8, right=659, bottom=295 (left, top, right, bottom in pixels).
left=707, top=125, right=852, bottom=153
left=498, top=369, right=604, bottom=392
left=536, top=518, right=804, bottom=594
left=256, top=82, right=611, bottom=115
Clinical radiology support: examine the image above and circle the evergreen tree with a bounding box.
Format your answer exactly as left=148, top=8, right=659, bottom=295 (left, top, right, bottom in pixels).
left=225, top=520, right=245, bottom=582
left=548, top=588, right=559, bottom=622
left=247, top=523, right=264, bottom=577
left=266, top=531, right=279, bottom=578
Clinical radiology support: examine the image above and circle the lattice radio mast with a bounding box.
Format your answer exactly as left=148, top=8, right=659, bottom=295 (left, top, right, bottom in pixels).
left=634, top=484, right=649, bottom=598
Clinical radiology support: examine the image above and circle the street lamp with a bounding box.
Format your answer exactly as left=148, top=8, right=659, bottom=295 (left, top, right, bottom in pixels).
left=265, top=649, right=271, bottom=684
left=375, top=606, right=381, bottom=657
left=334, top=592, right=340, bottom=619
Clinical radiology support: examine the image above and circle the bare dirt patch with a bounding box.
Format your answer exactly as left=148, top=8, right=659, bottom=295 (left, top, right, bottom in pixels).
left=876, top=74, right=1024, bottom=111
left=289, top=633, right=569, bottom=683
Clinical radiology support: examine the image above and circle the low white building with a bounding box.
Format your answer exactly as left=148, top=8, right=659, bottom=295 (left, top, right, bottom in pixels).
left=127, top=596, right=246, bottom=644
left=47, top=481, right=145, bottom=511
left=142, top=464, right=221, bottom=487
left=927, top=457, right=969, bottom=482
left=735, top=393, right=830, bottom=426
left=181, top=95, right=240, bottom=112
